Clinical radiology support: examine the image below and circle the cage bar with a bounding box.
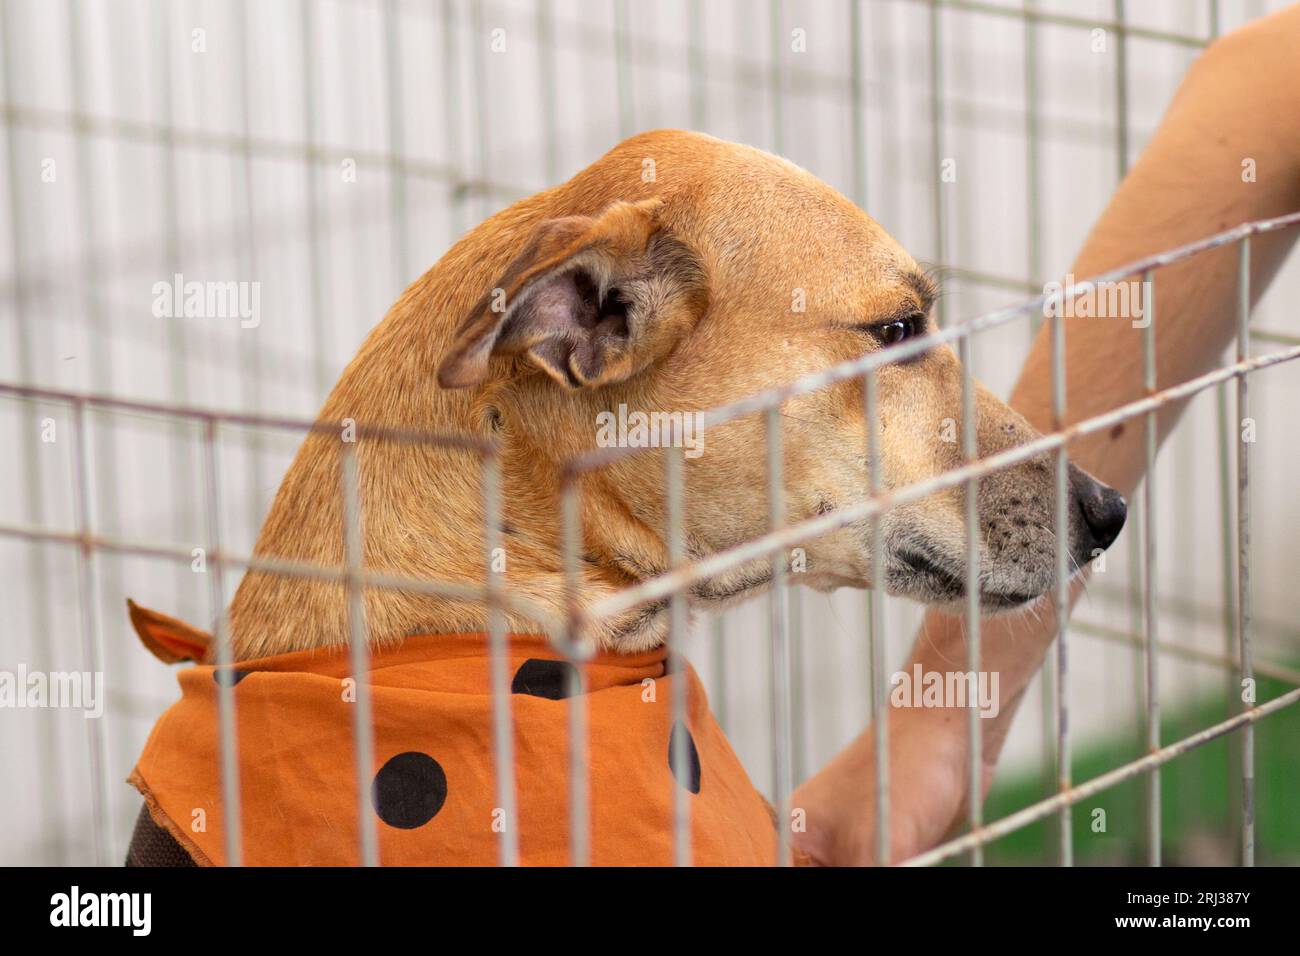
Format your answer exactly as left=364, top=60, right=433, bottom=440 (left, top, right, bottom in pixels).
left=929, top=0, right=946, bottom=325
left=1236, top=237, right=1255, bottom=867
left=537, top=0, right=560, bottom=185
left=615, top=0, right=634, bottom=140
left=383, top=0, right=411, bottom=287
left=959, top=333, right=982, bottom=866
left=768, top=0, right=784, bottom=157
left=440, top=0, right=469, bottom=241
left=849, top=0, right=867, bottom=210
left=559, top=477, right=592, bottom=866
left=1071, top=617, right=1300, bottom=689
left=1113, top=0, right=1130, bottom=180
left=482, top=452, right=520, bottom=867
left=1208, top=0, right=1238, bottom=857
left=1141, top=269, right=1160, bottom=866
left=69, top=399, right=112, bottom=866
left=201, top=419, right=242, bottom=867
left=468, top=0, right=493, bottom=223
left=765, top=405, right=794, bottom=866
left=299, top=0, right=332, bottom=397
left=710, top=613, right=728, bottom=735
left=341, top=442, right=379, bottom=866
left=1050, top=291, right=1072, bottom=866
left=864, top=369, right=890, bottom=866
left=665, top=441, right=691, bottom=867
left=915, top=0, right=1208, bottom=47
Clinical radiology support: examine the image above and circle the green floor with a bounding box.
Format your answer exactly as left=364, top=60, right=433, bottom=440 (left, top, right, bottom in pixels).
left=972, top=671, right=1300, bottom=865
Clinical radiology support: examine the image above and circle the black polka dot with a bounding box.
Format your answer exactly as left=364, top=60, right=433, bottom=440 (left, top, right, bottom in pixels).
left=212, top=668, right=249, bottom=687
left=371, top=752, right=448, bottom=829
left=669, top=721, right=701, bottom=794
left=511, top=658, right=578, bottom=700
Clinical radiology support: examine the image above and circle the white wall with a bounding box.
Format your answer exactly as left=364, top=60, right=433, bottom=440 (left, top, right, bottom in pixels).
left=0, top=0, right=1295, bottom=864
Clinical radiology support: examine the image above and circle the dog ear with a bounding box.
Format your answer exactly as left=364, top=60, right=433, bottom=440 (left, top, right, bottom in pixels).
left=437, top=198, right=708, bottom=389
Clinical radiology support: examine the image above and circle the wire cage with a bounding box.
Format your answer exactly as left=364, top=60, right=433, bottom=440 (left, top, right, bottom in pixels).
left=2, top=0, right=1298, bottom=867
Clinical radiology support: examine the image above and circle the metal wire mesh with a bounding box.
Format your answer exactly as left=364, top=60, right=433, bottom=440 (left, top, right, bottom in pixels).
left=1, top=0, right=1297, bottom=867
left=5, top=209, right=1299, bottom=867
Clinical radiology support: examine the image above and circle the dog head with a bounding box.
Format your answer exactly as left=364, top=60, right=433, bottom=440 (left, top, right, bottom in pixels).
left=437, top=131, right=1125, bottom=641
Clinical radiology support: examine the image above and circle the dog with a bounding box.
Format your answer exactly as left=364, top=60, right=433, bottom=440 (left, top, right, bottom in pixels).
left=126, top=130, right=1127, bottom=866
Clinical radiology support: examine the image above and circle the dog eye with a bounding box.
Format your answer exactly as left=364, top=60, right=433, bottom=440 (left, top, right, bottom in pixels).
left=874, top=312, right=926, bottom=346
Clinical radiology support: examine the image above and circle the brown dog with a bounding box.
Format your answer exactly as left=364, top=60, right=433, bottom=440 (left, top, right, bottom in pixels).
left=122, top=129, right=1130, bottom=867
left=228, top=129, right=1126, bottom=660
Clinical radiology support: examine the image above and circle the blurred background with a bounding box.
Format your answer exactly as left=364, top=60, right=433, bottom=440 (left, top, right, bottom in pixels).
left=1, top=0, right=1297, bottom=865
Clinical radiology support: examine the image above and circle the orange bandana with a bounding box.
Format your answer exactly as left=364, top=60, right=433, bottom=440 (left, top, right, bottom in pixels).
left=126, top=602, right=778, bottom=866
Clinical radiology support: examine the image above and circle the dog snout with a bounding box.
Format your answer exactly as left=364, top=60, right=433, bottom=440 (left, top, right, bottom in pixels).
left=1072, top=466, right=1127, bottom=552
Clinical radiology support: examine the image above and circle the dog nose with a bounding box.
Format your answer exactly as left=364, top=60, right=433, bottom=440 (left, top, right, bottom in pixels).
left=1074, top=471, right=1127, bottom=552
